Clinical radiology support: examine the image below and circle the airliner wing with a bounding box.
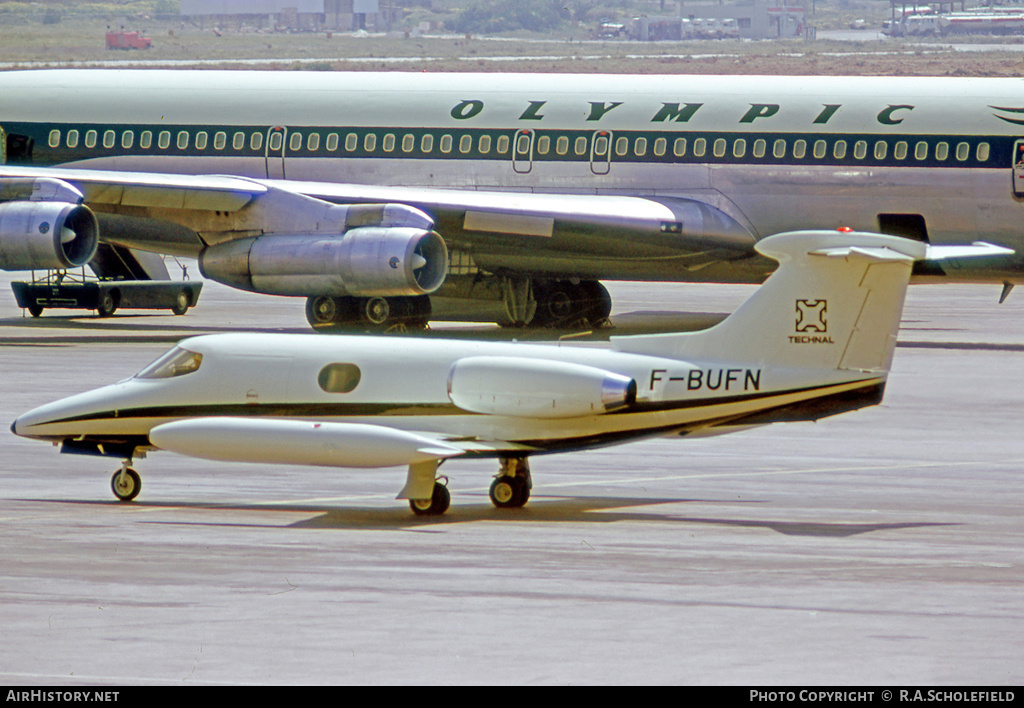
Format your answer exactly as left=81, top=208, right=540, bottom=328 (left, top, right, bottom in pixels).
left=0, top=165, right=761, bottom=279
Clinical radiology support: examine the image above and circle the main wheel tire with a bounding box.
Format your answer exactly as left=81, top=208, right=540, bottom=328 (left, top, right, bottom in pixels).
left=489, top=475, right=530, bottom=509
left=111, top=468, right=141, bottom=502
left=409, top=481, right=451, bottom=516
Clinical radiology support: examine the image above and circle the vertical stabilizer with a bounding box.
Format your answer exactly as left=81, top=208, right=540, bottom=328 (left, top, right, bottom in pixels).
left=612, top=230, right=926, bottom=373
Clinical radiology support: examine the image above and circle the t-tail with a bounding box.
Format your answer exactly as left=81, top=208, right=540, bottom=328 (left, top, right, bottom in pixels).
left=613, top=230, right=1008, bottom=375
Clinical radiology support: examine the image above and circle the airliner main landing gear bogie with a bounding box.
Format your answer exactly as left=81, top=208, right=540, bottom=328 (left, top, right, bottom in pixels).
left=306, top=294, right=431, bottom=333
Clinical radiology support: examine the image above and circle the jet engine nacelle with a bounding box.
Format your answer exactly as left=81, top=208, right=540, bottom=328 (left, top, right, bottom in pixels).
left=0, top=201, right=99, bottom=270
left=149, top=417, right=462, bottom=469
left=447, top=356, right=637, bottom=419
left=199, top=227, right=448, bottom=297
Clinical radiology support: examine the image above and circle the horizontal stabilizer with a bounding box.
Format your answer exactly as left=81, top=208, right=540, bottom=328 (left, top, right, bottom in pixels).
left=924, top=242, right=1015, bottom=261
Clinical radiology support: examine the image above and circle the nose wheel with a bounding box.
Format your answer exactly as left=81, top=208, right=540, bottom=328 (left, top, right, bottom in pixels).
left=111, top=465, right=141, bottom=502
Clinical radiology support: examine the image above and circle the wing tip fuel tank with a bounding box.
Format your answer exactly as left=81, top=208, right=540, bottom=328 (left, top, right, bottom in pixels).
left=150, top=417, right=463, bottom=469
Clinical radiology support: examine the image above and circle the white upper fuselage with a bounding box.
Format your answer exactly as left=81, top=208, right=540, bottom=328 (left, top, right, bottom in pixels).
left=2, top=69, right=1023, bottom=282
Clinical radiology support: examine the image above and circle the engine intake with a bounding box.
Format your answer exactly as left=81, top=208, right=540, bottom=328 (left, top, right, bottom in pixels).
left=0, top=201, right=99, bottom=270
left=199, top=227, right=448, bottom=297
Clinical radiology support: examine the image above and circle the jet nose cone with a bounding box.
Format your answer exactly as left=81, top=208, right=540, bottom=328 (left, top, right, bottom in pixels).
left=10, top=418, right=18, bottom=436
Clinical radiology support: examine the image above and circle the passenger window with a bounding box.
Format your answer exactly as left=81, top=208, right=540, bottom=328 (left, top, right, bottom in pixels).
left=345, top=133, right=359, bottom=151
left=318, top=363, right=361, bottom=393
left=634, top=137, right=648, bottom=157
left=673, top=138, right=686, bottom=157
left=614, top=136, right=628, bottom=156
left=250, top=132, right=263, bottom=151
left=268, top=131, right=283, bottom=151
left=177, top=131, right=189, bottom=150
left=955, top=142, right=970, bottom=161
left=478, top=135, right=491, bottom=154
left=496, top=135, right=509, bottom=154
left=85, top=130, right=98, bottom=149
left=732, top=138, right=746, bottom=159
left=439, top=134, right=453, bottom=153
left=233, top=132, right=245, bottom=150
left=458, top=134, right=471, bottom=154
left=536, top=135, right=550, bottom=155
left=874, top=141, right=887, bottom=160
left=977, top=142, right=990, bottom=162
left=158, top=131, right=171, bottom=149
left=575, top=136, right=588, bottom=156
left=364, top=133, right=377, bottom=152
left=654, top=137, right=667, bottom=156
left=773, top=139, right=786, bottom=158
left=853, top=140, right=867, bottom=160
left=140, top=131, right=152, bottom=149
left=420, top=134, right=434, bottom=152
left=935, top=142, right=949, bottom=161
left=214, top=132, right=227, bottom=150
left=382, top=134, right=394, bottom=152
left=914, top=141, right=928, bottom=160
left=136, top=347, right=203, bottom=379
left=752, top=139, right=766, bottom=158
left=66, top=130, right=79, bottom=148
left=195, top=132, right=208, bottom=150
left=326, top=133, right=339, bottom=151
left=290, top=132, right=303, bottom=151
left=712, top=138, right=726, bottom=158
left=401, top=134, right=415, bottom=152
left=833, top=141, right=846, bottom=159
left=48, top=130, right=60, bottom=148
left=693, top=138, right=707, bottom=157
left=103, top=130, right=115, bottom=149
left=121, top=131, right=134, bottom=149
left=515, top=133, right=529, bottom=155
left=894, top=141, right=908, bottom=160
left=793, top=139, right=807, bottom=159
left=559, top=136, right=572, bottom=156
left=812, top=139, right=827, bottom=159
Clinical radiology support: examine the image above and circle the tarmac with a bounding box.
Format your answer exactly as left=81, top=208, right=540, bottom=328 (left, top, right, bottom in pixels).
left=0, top=268, right=1021, bottom=685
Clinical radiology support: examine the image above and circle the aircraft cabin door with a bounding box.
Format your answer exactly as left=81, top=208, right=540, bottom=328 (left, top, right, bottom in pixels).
left=266, top=126, right=287, bottom=180
left=590, top=130, right=612, bottom=175
left=512, top=129, right=534, bottom=174
left=1013, top=139, right=1024, bottom=197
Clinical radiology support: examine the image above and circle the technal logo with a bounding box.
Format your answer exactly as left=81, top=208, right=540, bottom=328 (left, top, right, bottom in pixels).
left=790, top=299, right=834, bottom=344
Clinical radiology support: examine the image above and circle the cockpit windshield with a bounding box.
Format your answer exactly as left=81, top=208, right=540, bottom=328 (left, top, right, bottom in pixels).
left=136, top=347, right=203, bottom=379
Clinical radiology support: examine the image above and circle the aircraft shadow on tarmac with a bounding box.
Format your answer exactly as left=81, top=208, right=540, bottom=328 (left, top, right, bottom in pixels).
left=37, top=496, right=960, bottom=536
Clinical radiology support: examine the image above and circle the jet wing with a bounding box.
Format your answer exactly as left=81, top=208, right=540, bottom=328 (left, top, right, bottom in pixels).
left=0, top=165, right=762, bottom=280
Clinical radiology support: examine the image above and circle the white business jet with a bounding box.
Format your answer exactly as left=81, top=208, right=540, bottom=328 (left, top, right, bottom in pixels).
left=11, top=231, right=1009, bottom=515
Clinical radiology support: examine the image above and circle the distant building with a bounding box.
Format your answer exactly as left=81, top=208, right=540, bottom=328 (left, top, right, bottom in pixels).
left=180, top=0, right=382, bottom=31
left=681, top=1, right=806, bottom=38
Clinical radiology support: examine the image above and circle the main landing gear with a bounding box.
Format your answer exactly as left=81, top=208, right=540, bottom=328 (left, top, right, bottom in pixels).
left=489, top=457, right=532, bottom=509
left=306, top=294, right=432, bottom=333
left=405, top=457, right=533, bottom=516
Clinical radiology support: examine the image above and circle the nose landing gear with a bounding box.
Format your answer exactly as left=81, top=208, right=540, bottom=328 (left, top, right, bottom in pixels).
left=111, top=463, right=141, bottom=502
